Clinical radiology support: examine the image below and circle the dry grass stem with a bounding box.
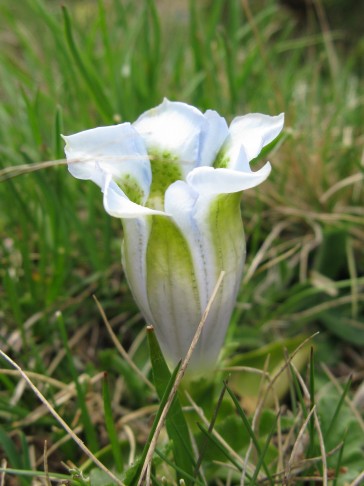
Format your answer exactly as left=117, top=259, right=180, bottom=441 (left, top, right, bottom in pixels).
left=43, top=441, right=51, bottom=486
left=36, top=426, right=82, bottom=467
left=0, top=460, right=6, bottom=486
left=0, top=350, right=124, bottom=486
left=350, top=470, right=364, bottom=486
left=185, top=391, right=247, bottom=472
left=93, top=295, right=154, bottom=391
left=241, top=355, right=272, bottom=485
left=290, top=364, right=328, bottom=486
left=243, top=222, right=289, bottom=285
left=320, top=173, right=364, bottom=203
left=289, top=294, right=364, bottom=321
left=13, top=372, right=104, bottom=428
left=123, top=425, right=136, bottom=465
left=287, top=405, right=316, bottom=476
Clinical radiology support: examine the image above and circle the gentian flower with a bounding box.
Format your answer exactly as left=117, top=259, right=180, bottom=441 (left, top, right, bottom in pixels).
left=64, top=99, right=284, bottom=372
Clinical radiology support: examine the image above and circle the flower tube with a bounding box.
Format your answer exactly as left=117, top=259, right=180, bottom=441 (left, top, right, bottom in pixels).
left=64, top=99, right=284, bottom=372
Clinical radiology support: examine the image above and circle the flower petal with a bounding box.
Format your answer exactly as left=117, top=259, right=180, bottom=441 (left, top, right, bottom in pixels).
left=102, top=174, right=165, bottom=218
left=133, top=98, right=206, bottom=178
left=122, top=218, right=155, bottom=325
left=214, top=112, right=284, bottom=169
left=63, top=123, right=151, bottom=204
left=186, top=161, right=271, bottom=196
left=145, top=214, right=202, bottom=365
left=198, top=110, right=229, bottom=167
left=164, top=181, right=245, bottom=369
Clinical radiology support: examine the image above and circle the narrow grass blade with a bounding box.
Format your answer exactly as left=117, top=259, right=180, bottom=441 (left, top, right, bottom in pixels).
left=102, top=373, right=124, bottom=473
left=325, top=376, right=352, bottom=444
left=250, top=413, right=279, bottom=485
left=225, top=383, right=273, bottom=485
left=62, top=5, right=113, bottom=121
left=56, top=311, right=99, bottom=452
left=155, top=449, right=204, bottom=486
left=194, top=380, right=227, bottom=478
left=124, top=358, right=182, bottom=485
left=308, top=348, right=316, bottom=459
left=147, top=327, right=195, bottom=484
left=53, top=105, right=64, bottom=160
left=196, top=422, right=243, bottom=474
left=332, top=436, right=346, bottom=486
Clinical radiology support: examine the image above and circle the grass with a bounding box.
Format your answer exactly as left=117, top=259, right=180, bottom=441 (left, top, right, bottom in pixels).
left=0, top=0, right=363, bottom=484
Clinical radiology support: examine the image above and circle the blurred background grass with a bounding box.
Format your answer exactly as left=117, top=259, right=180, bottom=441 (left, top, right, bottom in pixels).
left=0, top=0, right=363, bottom=484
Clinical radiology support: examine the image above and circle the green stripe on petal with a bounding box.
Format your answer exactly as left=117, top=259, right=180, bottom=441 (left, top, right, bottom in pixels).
left=209, top=192, right=243, bottom=268
left=146, top=216, right=201, bottom=363
left=207, top=192, right=245, bottom=308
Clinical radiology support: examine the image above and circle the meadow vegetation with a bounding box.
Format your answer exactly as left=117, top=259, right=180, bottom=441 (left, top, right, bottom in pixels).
left=0, top=0, right=363, bottom=484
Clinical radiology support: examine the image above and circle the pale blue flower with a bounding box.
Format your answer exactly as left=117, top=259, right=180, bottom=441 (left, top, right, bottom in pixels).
left=64, top=99, right=284, bottom=371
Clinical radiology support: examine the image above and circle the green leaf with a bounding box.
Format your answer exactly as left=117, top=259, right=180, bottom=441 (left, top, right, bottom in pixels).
left=320, top=311, right=364, bottom=345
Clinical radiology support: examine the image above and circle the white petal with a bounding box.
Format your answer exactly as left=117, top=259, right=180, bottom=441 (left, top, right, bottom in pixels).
left=164, top=181, right=245, bottom=369
left=102, top=174, right=165, bottom=218
left=63, top=123, right=151, bottom=204
left=186, top=162, right=271, bottom=196
left=198, top=110, right=229, bottom=167
left=122, top=218, right=155, bottom=325
left=226, top=112, right=284, bottom=165
left=133, top=98, right=206, bottom=177
left=144, top=212, right=202, bottom=365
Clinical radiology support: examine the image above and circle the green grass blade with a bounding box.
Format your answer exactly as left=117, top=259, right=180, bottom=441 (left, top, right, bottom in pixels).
left=155, top=448, right=205, bottom=486
left=250, top=413, right=279, bottom=485
left=124, top=358, right=182, bottom=485
left=325, top=376, right=352, bottom=444
left=147, top=327, right=195, bottom=484
left=226, top=383, right=273, bottom=485
left=56, top=311, right=99, bottom=452
left=61, top=5, right=113, bottom=121
left=102, top=373, right=124, bottom=473
left=196, top=422, right=244, bottom=474
left=194, top=380, right=227, bottom=478
left=308, top=348, right=316, bottom=459
left=332, top=436, right=346, bottom=486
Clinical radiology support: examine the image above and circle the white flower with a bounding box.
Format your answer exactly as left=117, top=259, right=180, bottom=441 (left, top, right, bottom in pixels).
left=64, top=99, right=284, bottom=372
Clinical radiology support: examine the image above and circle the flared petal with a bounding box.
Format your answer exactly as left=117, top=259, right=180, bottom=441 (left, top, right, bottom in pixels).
left=102, top=174, right=165, bottom=218
left=133, top=98, right=206, bottom=178
left=164, top=181, right=245, bottom=369
left=63, top=123, right=151, bottom=205
left=214, top=113, right=284, bottom=170
left=186, top=161, right=271, bottom=196
left=198, top=110, right=229, bottom=167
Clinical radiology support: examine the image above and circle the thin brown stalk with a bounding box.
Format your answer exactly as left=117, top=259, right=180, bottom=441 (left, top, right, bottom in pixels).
left=185, top=391, right=246, bottom=471
left=93, top=295, right=154, bottom=391
left=43, top=441, right=51, bottom=486
left=0, top=350, right=125, bottom=486
left=290, top=363, right=328, bottom=486
left=320, top=173, right=364, bottom=203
